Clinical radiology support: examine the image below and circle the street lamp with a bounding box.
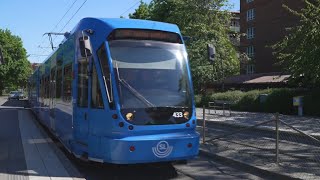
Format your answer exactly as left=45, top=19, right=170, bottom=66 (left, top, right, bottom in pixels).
left=207, top=44, right=224, bottom=91
left=207, top=44, right=216, bottom=85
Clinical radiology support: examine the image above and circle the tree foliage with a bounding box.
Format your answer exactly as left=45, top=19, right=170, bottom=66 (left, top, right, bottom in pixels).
left=0, top=29, right=32, bottom=94
left=129, top=1, right=151, bottom=19
left=273, top=0, right=320, bottom=88
left=129, top=0, right=239, bottom=92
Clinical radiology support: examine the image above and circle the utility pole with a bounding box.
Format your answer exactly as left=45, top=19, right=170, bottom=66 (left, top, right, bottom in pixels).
left=207, top=44, right=216, bottom=88
left=221, top=57, right=224, bottom=91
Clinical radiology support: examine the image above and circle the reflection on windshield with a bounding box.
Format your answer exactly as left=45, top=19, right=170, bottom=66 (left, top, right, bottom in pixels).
left=114, top=61, right=155, bottom=108
left=109, top=40, right=192, bottom=125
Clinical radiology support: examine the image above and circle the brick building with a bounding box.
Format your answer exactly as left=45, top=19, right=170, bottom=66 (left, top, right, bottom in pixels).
left=230, top=11, right=240, bottom=47
left=240, top=0, right=304, bottom=75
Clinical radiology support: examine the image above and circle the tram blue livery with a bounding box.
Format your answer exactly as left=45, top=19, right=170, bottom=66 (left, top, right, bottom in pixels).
left=28, top=18, right=199, bottom=164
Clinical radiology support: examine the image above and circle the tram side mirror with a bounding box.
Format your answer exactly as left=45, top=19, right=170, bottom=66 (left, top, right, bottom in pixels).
left=79, top=36, right=92, bottom=58
left=207, top=44, right=215, bottom=64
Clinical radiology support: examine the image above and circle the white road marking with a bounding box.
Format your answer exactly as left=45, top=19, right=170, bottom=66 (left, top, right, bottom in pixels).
left=18, top=110, right=74, bottom=180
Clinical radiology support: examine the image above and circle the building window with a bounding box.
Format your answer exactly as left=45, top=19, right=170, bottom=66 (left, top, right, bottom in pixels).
left=246, top=64, right=255, bottom=74
left=247, top=9, right=255, bottom=21
left=246, top=0, right=254, bottom=3
left=246, top=46, right=255, bottom=58
left=247, top=27, right=255, bottom=39
left=231, top=20, right=239, bottom=27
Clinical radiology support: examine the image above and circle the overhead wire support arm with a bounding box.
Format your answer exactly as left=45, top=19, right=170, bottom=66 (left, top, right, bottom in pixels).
left=43, top=32, right=71, bottom=51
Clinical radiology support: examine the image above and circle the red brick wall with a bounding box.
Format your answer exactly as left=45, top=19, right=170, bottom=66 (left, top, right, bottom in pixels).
left=240, top=0, right=304, bottom=74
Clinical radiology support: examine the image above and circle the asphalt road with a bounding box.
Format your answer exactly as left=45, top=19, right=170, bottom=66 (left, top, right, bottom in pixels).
left=0, top=96, right=265, bottom=180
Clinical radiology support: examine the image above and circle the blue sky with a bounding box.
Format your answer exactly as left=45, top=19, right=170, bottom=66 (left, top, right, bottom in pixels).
left=0, top=0, right=239, bottom=63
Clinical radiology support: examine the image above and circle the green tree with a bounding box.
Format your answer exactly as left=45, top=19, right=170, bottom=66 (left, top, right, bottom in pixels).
left=273, top=0, right=320, bottom=88
left=130, top=0, right=239, bottom=92
left=129, top=1, right=151, bottom=19
left=0, top=29, right=32, bottom=94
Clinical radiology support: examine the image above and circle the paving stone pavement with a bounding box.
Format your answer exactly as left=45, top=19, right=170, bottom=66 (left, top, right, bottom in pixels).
left=196, top=108, right=320, bottom=180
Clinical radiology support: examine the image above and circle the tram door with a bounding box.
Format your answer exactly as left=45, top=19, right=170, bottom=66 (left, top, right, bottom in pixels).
left=75, top=59, right=89, bottom=139
left=74, top=32, right=92, bottom=144
left=49, top=67, right=56, bottom=131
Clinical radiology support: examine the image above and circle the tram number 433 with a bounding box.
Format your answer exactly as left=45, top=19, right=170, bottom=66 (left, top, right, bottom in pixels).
left=173, top=112, right=183, bottom=118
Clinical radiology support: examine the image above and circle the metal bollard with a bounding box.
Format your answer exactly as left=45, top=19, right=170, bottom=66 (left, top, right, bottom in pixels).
left=202, top=105, right=206, bottom=144
left=275, top=112, right=279, bottom=164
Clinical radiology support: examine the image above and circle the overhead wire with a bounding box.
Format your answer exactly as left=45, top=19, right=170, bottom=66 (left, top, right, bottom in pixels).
left=34, top=0, right=140, bottom=63
left=37, top=0, right=79, bottom=47
left=51, top=0, right=79, bottom=32
left=51, top=0, right=88, bottom=45
left=119, top=0, right=141, bottom=17
left=57, top=0, right=88, bottom=33
left=33, top=0, right=80, bottom=62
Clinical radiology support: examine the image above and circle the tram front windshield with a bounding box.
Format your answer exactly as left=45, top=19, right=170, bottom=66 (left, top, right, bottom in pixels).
left=109, top=40, right=193, bottom=125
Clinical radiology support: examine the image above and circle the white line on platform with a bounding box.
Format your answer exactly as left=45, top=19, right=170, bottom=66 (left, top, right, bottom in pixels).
left=18, top=110, right=74, bottom=180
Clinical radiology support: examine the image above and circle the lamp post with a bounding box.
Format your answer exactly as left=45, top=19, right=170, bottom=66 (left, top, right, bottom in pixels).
left=207, top=44, right=216, bottom=85
left=207, top=44, right=224, bottom=91
left=221, top=54, right=224, bottom=91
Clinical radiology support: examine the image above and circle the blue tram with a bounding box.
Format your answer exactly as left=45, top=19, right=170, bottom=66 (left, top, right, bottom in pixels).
left=28, top=18, right=199, bottom=164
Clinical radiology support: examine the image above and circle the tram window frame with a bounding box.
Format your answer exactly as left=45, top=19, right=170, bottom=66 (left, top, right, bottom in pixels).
left=45, top=76, right=49, bottom=106
left=62, top=63, right=73, bottom=103
left=77, top=59, right=88, bottom=107
left=91, top=63, right=104, bottom=109
left=50, top=68, right=56, bottom=98
left=97, top=43, right=115, bottom=109
left=56, top=68, right=63, bottom=99
left=40, top=76, right=44, bottom=104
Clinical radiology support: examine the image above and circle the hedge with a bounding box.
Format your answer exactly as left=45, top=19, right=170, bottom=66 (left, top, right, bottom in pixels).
left=195, top=88, right=320, bottom=116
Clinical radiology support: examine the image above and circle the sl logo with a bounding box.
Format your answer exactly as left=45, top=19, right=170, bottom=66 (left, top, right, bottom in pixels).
left=152, top=141, right=173, bottom=158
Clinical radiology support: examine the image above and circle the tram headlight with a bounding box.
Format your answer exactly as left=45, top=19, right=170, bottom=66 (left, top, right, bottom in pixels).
left=183, top=111, right=190, bottom=119
left=126, top=112, right=134, bottom=121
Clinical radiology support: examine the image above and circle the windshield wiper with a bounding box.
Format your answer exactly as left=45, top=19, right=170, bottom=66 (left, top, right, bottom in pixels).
left=114, top=61, right=155, bottom=108
left=119, top=78, right=155, bottom=108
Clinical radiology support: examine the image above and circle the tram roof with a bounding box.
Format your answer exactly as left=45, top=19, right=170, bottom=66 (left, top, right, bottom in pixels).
left=76, top=18, right=181, bottom=34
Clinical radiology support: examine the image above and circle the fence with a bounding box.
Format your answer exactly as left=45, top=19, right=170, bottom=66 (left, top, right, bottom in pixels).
left=199, top=106, right=320, bottom=179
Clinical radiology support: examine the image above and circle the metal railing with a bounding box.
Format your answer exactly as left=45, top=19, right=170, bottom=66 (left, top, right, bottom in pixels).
left=199, top=106, right=320, bottom=179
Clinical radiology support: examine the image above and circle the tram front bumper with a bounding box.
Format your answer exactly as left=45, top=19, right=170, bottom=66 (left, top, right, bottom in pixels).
left=100, top=131, right=199, bottom=164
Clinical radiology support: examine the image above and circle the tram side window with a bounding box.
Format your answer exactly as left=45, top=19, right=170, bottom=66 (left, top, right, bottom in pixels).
left=63, top=64, right=72, bottom=103
left=45, top=77, right=48, bottom=105
left=77, top=60, right=88, bottom=107
left=97, top=44, right=114, bottom=109
left=50, top=68, right=56, bottom=98
left=91, top=63, right=104, bottom=109
left=56, top=68, right=62, bottom=99
left=40, top=76, right=44, bottom=104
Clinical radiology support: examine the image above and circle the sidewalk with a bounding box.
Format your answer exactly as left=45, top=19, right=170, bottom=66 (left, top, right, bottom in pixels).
left=0, top=106, right=83, bottom=180
left=196, top=108, right=320, bottom=180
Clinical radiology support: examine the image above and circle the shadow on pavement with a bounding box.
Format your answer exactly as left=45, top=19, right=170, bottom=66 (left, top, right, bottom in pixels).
left=30, top=111, right=179, bottom=180
left=74, top=161, right=178, bottom=180
left=1, top=99, right=29, bottom=108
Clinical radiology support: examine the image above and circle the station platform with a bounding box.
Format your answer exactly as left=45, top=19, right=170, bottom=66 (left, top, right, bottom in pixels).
left=0, top=100, right=83, bottom=180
